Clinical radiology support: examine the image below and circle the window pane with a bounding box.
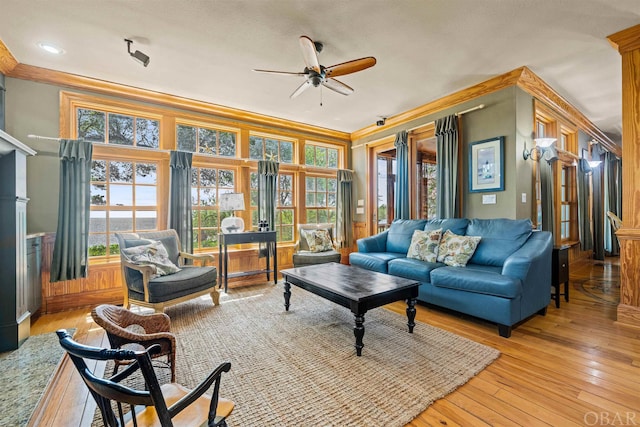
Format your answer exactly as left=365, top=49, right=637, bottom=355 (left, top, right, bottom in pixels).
left=92, top=160, right=107, bottom=181
left=110, top=184, right=132, bottom=206
left=108, top=114, right=134, bottom=146
left=265, top=138, right=278, bottom=160
left=88, top=233, right=107, bottom=256
left=177, top=125, right=197, bottom=152
left=317, top=193, right=327, bottom=207
left=306, top=177, right=316, bottom=191
left=306, top=193, right=316, bottom=207
left=316, top=147, right=327, bottom=167
left=78, top=108, right=105, bottom=142
left=318, top=210, right=328, bottom=223
left=136, top=118, right=159, bottom=148
left=250, top=190, right=259, bottom=207
left=219, top=131, right=236, bottom=157
left=249, top=136, right=263, bottom=159
left=317, top=178, right=326, bottom=192
left=135, top=211, right=157, bottom=230
left=328, top=148, right=338, bottom=168
left=109, top=162, right=133, bottom=183
left=280, top=141, right=293, bottom=163
left=200, top=210, right=219, bottom=227
left=307, top=209, right=317, bottom=223
left=90, top=210, right=106, bottom=232
left=281, top=226, right=294, bottom=242
left=218, top=170, right=234, bottom=188
left=199, top=128, right=217, bottom=155
left=327, top=178, right=337, bottom=192
left=329, top=210, right=336, bottom=223
left=136, top=163, right=156, bottom=184
left=135, top=186, right=156, bottom=206
left=199, top=229, right=218, bottom=248
left=199, top=188, right=216, bottom=206
left=305, top=145, right=315, bottom=165
left=191, top=188, right=198, bottom=205
left=328, top=193, right=336, bottom=207
left=281, top=209, right=293, bottom=225
left=110, top=210, right=133, bottom=232
left=200, top=169, right=216, bottom=187
left=91, top=184, right=107, bottom=206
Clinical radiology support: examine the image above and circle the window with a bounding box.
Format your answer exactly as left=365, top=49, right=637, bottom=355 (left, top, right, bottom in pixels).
left=249, top=134, right=294, bottom=163
left=305, top=176, right=337, bottom=224
left=177, top=124, right=237, bottom=157
left=89, top=159, right=158, bottom=259
left=560, top=165, right=576, bottom=241
left=419, top=162, right=437, bottom=219
left=249, top=171, right=295, bottom=242
left=191, top=167, right=235, bottom=249
left=305, top=143, right=339, bottom=168
left=78, top=108, right=159, bottom=148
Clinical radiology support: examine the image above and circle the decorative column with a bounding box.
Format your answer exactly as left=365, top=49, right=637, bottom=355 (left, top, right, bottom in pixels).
left=608, top=25, right=640, bottom=329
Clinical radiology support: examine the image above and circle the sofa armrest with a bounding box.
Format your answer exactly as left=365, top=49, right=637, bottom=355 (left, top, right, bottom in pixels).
left=356, top=231, right=389, bottom=253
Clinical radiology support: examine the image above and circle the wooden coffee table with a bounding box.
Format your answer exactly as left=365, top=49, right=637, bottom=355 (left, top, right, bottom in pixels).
left=280, top=262, right=419, bottom=356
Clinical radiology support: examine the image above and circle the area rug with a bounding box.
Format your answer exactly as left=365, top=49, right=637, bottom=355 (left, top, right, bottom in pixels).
left=95, top=285, right=499, bottom=426
left=0, top=329, right=75, bottom=427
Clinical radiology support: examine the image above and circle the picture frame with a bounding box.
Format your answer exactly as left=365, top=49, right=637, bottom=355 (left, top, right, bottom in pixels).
left=469, top=136, right=504, bottom=192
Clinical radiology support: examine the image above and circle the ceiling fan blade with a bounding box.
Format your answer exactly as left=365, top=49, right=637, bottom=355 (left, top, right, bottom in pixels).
left=322, top=78, right=354, bottom=96
left=290, top=79, right=313, bottom=99
left=299, top=36, right=321, bottom=74
left=253, top=69, right=307, bottom=76
left=325, top=57, right=377, bottom=78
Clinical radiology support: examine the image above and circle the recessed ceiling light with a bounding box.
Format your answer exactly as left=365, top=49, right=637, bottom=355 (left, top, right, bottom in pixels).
left=37, top=42, right=65, bottom=55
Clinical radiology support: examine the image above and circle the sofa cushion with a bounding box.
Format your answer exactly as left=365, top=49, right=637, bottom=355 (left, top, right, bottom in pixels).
left=388, top=257, right=442, bottom=283
left=128, top=265, right=217, bottom=303
left=407, top=229, right=442, bottom=262
left=431, top=266, right=522, bottom=299
left=349, top=252, right=405, bottom=273
left=386, top=219, right=428, bottom=254
left=424, top=218, right=469, bottom=235
left=293, top=250, right=341, bottom=267
left=466, top=218, right=532, bottom=267
left=437, top=230, right=481, bottom=267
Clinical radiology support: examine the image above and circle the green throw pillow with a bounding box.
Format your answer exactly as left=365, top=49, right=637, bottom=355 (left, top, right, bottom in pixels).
left=407, top=229, right=442, bottom=262
left=436, top=230, right=481, bottom=267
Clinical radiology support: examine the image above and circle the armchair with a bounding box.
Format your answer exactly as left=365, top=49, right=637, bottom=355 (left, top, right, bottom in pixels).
left=92, top=304, right=177, bottom=382
left=115, top=230, right=219, bottom=312
left=292, top=223, right=341, bottom=268
left=57, top=329, right=234, bottom=427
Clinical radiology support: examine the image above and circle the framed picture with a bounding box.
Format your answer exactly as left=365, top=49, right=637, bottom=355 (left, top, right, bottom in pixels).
left=469, top=136, right=504, bottom=192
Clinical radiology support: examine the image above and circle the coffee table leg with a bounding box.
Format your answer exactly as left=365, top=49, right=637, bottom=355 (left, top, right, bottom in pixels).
left=354, top=313, right=365, bottom=356
left=406, top=298, right=416, bottom=333
left=284, top=281, right=291, bottom=311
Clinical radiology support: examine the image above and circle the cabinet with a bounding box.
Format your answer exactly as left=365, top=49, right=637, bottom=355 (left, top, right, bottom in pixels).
left=0, top=130, right=36, bottom=351
left=26, top=235, right=42, bottom=316
left=552, top=245, right=570, bottom=308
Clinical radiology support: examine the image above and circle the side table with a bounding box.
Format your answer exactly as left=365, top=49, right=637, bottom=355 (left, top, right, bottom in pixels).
left=552, top=245, right=570, bottom=308
left=218, top=231, right=277, bottom=293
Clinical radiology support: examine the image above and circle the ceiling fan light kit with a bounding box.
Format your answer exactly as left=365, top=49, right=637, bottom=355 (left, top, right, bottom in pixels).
left=254, top=35, right=376, bottom=100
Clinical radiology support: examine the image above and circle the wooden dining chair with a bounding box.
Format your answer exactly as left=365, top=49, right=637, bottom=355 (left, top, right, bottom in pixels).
left=57, top=329, right=234, bottom=427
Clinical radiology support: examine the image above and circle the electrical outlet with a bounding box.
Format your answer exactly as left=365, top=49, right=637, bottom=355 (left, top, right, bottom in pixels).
left=521, top=193, right=527, bottom=203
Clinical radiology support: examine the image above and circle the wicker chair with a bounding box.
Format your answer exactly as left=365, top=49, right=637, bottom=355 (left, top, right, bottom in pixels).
left=57, top=329, right=234, bottom=427
left=92, top=304, right=176, bottom=382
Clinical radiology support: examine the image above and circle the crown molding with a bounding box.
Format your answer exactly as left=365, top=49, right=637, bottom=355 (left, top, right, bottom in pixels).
left=0, top=39, right=18, bottom=75
left=608, top=24, right=640, bottom=54
left=6, top=63, right=350, bottom=142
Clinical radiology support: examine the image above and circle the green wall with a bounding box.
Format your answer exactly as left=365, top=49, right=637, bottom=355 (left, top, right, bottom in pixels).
left=351, top=86, right=540, bottom=221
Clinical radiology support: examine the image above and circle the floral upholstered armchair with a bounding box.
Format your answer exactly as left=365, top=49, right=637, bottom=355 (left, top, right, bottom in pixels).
left=292, top=223, right=342, bottom=268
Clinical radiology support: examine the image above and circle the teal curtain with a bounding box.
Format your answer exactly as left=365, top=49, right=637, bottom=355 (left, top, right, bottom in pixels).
left=169, top=151, right=193, bottom=253
left=592, top=144, right=605, bottom=260
left=540, top=153, right=556, bottom=236
left=258, top=160, right=279, bottom=231
left=394, top=130, right=410, bottom=220
left=50, top=139, right=93, bottom=282
left=604, top=151, right=621, bottom=255
left=435, top=115, right=459, bottom=218
left=336, top=169, right=354, bottom=248
left=577, top=158, right=593, bottom=251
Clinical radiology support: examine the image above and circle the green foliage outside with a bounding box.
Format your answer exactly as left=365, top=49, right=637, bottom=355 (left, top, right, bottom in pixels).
left=89, top=243, right=119, bottom=257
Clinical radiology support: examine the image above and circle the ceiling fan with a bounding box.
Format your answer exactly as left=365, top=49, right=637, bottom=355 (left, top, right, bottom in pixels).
left=253, top=35, right=376, bottom=99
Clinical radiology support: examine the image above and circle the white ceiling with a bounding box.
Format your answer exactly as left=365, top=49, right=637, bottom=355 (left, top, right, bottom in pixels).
left=1, top=0, right=637, bottom=141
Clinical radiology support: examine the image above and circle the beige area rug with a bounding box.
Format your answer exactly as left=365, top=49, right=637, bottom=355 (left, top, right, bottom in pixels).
left=95, top=285, right=499, bottom=426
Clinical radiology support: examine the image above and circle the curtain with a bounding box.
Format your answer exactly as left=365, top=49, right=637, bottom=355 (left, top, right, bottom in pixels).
left=336, top=169, right=354, bottom=248
left=435, top=115, right=459, bottom=218
left=592, top=144, right=605, bottom=260
left=168, top=151, right=193, bottom=253
left=604, top=151, right=620, bottom=255
left=258, top=160, right=279, bottom=257
left=539, top=153, right=556, bottom=236
left=577, top=158, right=593, bottom=251
left=50, top=139, right=93, bottom=282
left=394, top=130, right=410, bottom=220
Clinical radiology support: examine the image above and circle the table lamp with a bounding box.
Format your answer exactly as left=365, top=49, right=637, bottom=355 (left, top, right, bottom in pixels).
left=220, top=193, right=245, bottom=233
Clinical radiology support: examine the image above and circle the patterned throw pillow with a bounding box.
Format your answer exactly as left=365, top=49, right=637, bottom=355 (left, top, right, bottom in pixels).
left=406, top=229, right=442, bottom=262
left=303, top=229, right=334, bottom=253
left=122, top=240, right=182, bottom=277
left=437, top=230, right=482, bottom=267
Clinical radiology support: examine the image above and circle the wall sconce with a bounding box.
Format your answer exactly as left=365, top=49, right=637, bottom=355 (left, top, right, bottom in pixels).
left=523, top=138, right=556, bottom=161
left=125, top=39, right=150, bottom=67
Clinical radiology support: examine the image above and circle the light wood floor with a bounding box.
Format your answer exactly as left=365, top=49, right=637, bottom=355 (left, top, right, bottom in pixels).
left=29, top=257, right=639, bottom=427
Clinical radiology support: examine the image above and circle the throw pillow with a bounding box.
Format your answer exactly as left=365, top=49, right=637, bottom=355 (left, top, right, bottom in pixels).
left=122, top=240, right=181, bottom=277
left=437, top=230, right=482, bottom=267
left=406, top=229, right=442, bottom=262
left=303, top=229, right=333, bottom=253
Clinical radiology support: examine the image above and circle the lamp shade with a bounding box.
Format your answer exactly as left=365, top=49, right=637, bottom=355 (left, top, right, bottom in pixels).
left=534, top=137, right=556, bottom=148
left=219, top=193, right=245, bottom=212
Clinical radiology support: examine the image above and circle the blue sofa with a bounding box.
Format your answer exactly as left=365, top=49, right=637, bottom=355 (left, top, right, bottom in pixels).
left=349, top=218, right=552, bottom=337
